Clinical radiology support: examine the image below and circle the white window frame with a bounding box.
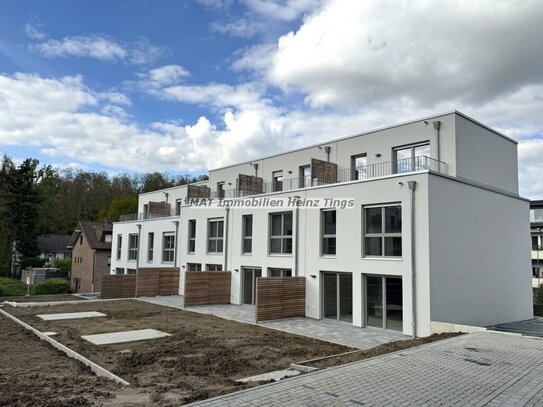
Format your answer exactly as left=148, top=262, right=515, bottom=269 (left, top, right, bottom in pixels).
left=206, top=264, right=223, bottom=271
left=207, top=218, right=224, bottom=254
left=162, top=232, right=175, bottom=263
left=187, top=263, right=202, bottom=271
left=242, top=215, right=253, bottom=254
left=321, top=209, right=336, bottom=256
left=269, top=212, right=293, bottom=255
left=268, top=268, right=292, bottom=277
left=363, top=204, right=402, bottom=258
left=188, top=219, right=196, bottom=253
left=147, top=232, right=154, bottom=262
left=128, top=234, right=139, bottom=261
left=393, top=142, right=430, bottom=173
left=116, top=235, right=122, bottom=260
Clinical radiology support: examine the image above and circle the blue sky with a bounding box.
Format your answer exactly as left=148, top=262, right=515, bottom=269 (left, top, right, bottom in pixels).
left=1, top=0, right=543, bottom=197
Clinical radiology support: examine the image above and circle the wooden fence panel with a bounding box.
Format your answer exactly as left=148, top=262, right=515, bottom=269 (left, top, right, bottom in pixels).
left=136, top=269, right=159, bottom=296
left=158, top=268, right=180, bottom=295
left=184, top=271, right=231, bottom=306
left=256, top=277, right=306, bottom=322
left=101, top=275, right=137, bottom=299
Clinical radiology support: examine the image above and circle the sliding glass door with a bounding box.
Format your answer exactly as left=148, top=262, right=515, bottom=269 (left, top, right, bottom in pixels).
left=243, top=267, right=262, bottom=305
left=365, top=275, right=403, bottom=331
left=323, top=272, right=352, bottom=322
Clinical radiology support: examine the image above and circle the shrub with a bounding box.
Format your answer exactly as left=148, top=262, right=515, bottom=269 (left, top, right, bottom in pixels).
left=0, top=277, right=28, bottom=297
left=534, top=285, right=543, bottom=305
left=20, top=257, right=47, bottom=270
left=51, top=257, right=71, bottom=273
left=31, top=278, right=70, bottom=295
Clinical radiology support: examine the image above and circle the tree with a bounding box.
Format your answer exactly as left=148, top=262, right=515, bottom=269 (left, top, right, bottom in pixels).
left=51, top=257, right=71, bottom=273
left=98, top=194, right=138, bottom=222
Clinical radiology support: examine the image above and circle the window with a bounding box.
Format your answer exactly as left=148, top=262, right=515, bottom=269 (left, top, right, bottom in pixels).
left=322, top=210, right=336, bottom=256
left=188, top=220, right=196, bottom=253
left=364, top=205, right=402, bottom=257
left=115, top=267, right=124, bottom=275
left=217, top=182, right=225, bottom=198
left=272, top=170, right=283, bottom=192
left=175, top=199, right=182, bottom=216
left=206, top=264, right=223, bottom=271
left=187, top=263, right=202, bottom=271
left=299, top=165, right=311, bottom=188
left=394, top=143, right=430, bottom=173
left=269, top=268, right=292, bottom=277
left=104, top=233, right=112, bottom=243
left=126, top=268, right=137, bottom=275
left=79, top=235, right=83, bottom=245
left=532, top=209, right=543, bottom=222
left=163, top=233, right=175, bottom=263
left=128, top=234, right=139, bottom=261
left=116, top=235, right=122, bottom=260
left=242, top=215, right=253, bottom=254
left=533, top=235, right=541, bottom=250
left=148, top=232, right=154, bottom=262
left=270, top=212, right=293, bottom=254
left=208, top=219, right=224, bottom=253
left=351, top=154, right=367, bottom=180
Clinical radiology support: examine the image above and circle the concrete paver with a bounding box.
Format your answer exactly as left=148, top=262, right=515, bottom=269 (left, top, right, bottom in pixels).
left=491, top=317, right=543, bottom=338
left=81, top=328, right=170, bottom=345
left=138, top=295, right=407, bottom=349
left=187, top=332, right=543, bottom=407
left=37, top=311, right=106, bottom=320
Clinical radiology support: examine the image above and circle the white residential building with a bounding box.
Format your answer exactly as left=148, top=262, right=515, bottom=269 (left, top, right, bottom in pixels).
left=111, top=111, right=533, bottom=337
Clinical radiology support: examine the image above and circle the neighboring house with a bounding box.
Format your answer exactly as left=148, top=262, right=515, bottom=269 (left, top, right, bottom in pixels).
left=37, top=234, right=72, bottom=262
left=530, top=200, right=543, bottom=278
left=68, top=221, right=112, bottom=293
left=111, top=111, right=532, bottom=337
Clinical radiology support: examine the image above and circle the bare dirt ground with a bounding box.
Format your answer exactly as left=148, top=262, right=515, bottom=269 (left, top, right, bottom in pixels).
left=0, top=311, right=119, bottom=407
left=5, top=300, right=352, bottom=405
left=0, top=294, right=86, bottom=303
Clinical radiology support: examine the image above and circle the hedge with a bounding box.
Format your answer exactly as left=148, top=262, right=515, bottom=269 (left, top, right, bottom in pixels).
left=31, top=278, right=70, bottom=295
left=0, top=277, right=28, bottom=297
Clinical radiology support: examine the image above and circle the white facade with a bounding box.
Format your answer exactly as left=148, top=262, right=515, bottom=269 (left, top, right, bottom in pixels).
left=111, top=111, right=533, bottom=337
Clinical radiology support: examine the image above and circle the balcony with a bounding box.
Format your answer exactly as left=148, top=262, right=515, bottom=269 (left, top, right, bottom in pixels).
left=212, top=155, right=446, bottom=198
left=119, top=208, right=179, bottom=222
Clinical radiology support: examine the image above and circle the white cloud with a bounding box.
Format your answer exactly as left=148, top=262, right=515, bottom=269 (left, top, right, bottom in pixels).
left=24, top=22, right=46, bottom=40
left=30, top=34, right=166, bottom=65
left=210, top=18, right=264, bottom=38
left=147, top=65, right=190, bottom=86
left=241, top=0, right=323, bottom=21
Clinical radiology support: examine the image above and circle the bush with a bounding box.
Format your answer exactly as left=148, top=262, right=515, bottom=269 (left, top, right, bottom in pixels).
left=51, top=257, right=71, bottom=273
left=31, top=278, right=70, bottom=295
left=20, top=257, right=47, bottom=270
left=0, top=277, right=28, bottom=297
left=534, top=285, right=543, bottom=305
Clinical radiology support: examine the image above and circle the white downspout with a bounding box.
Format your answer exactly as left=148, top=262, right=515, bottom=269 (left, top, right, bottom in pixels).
left=407, top=180, right=417, bottom=339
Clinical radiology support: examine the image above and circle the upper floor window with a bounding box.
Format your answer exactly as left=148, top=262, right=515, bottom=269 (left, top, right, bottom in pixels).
left=208, top=218, right=224, bottom=253
left=270, top=212, right=293, bottom=254
left=217, top=182, right=225, bottom=198
left=188, top=220, right=196, bottom=253
left=322, top=209, right=336, bottom=256
left=364, top=205, right=402, bottom=257
left=148, top=232, right=154, bottom=262
left=531, top=209, right=543, bottom=222
left=242, top=215, right=253, bottom=254
left=128, top=234, right=139, bottom=261
left=272, top=170, right=283, bottom=192
left=79, top=235, right=83, bottom=245
left=175, top=199, right=182, bottom=216
left=116, top=235, right=122, bottom=260
left=351, top=154, right=368, bottom=180
left=104, top=233, right=112, bottom=243
left=394, top=143, right=430, bottom=173
left=163, top=233, right=175, bottom=263
left=299, top=165, right=311, bottom=188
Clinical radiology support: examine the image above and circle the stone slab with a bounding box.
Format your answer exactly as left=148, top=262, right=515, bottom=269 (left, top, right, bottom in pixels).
left=82, top=329, right=171, bottom=345
left=37, top=311, right=107, bottom=321
left=236, top=369, right=300, bottom=383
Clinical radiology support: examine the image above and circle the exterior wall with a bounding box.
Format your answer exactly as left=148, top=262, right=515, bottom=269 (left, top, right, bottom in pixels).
left=208, top=112, right=457, bottom=195
left=454, top=114, right=519, bottom=193
left=428, top=174, right=532, bottom=327
left=70, top=235, right=94, bottom=293
left=93, top=250, right=111, bottom=292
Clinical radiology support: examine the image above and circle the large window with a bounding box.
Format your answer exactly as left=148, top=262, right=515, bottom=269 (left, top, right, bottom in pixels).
left=128, top=234, right=139, bottom=261
left=115, top=267, right=124, bottom=275
left=188, top=220, right=196, bottom=253
left=299, top=165, right=311, bottom=188
left=351, top=154, right=368, bottom=180
left=208, top=219, right=224, bottom=253
left=206, top=264, right=223, bottom=271
left=272, top=170, right=283, bottom=192
left=162, top=233, right=175, bottom=263
left=242, top=215, right=253, bottom=254
left=217, top=182, right=225, bottom=198
left=116, top=235, right=122, bottom=260
left=126, top=268, right=137, bottom=275
left=364, top=205, right=402, bottom=257
left=147, top=232, right=154, bottom=262
left=269, top=268, right=292, bottom=277
left=270, top=212, right=293, bottom=254
left=322, top=209, right=336, bottom=256
left=394, top=143, right=430, bottom=173
left=187, top=263, right=202, bottom=271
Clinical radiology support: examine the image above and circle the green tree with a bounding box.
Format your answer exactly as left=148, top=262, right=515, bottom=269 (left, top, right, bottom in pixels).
left=98, top=194, right=138, bottom=222
left=51, top=257, right=71, bottom=273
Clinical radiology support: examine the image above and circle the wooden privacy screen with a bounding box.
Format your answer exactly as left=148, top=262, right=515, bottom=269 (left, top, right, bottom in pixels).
left=100, top=268, right=179, bottom=299
left=184, top=271, right=231, bottom=306
left=256, top=277, right=306, bottom=322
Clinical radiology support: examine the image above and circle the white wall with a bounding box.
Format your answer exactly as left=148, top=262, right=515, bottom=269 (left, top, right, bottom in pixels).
left=428, top=174, right=532, bottom=327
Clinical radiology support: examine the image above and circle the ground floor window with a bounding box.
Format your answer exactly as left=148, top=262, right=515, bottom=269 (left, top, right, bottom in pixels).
left=365, top=275, right=403, bottom=331
left=115, top=267, right=125, bottom=275
left=268, top=268, right=292, bottom=277
left=187, top=263, right=202, bottom=271
left=243, top=267, right=262, bottom=305
left=126, top=268, right=136, bottom=275
left=206, top=264, right=222, bottom=271
left=323, top=272, right=352, bottom=323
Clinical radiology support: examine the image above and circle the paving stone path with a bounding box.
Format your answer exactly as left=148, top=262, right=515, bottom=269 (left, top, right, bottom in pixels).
left=188, top=332, right=543, bottom=407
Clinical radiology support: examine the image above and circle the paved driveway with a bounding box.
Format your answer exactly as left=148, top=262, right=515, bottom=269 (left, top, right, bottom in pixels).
left=491, top=318, right=543, bottom=338
left=188, top=332, right=543, bottom=407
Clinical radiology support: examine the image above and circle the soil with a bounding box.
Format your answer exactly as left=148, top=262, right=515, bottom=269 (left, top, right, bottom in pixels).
left=5, top=300, right=352, bottom=405
left=0, top=294, right=86, bottom=303
left=0, top=311, right=120, bottom=407
left=303, top=332, right=463, bottom=369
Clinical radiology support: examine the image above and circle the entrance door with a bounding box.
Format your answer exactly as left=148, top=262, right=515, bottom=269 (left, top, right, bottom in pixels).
left=243, top=268, right=261, bottom=305
left=365, top=275, right=403, bottom=331
left=323, top=272, right=352, bottom=322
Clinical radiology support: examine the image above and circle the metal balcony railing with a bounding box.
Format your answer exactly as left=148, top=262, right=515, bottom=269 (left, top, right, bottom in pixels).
left=212, top=156, right=446, bottom=199
left=119, top=207, right=179, bottom=222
